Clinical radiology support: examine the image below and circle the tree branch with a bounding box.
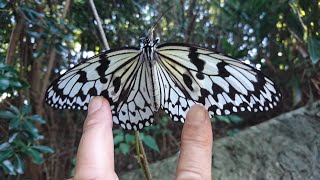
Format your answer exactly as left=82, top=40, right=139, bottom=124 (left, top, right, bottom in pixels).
left=89, top=0, right=110, bottom=50
left=62, top=0, right=72, bottom=18
left=184, top=1, right=198, bottom=43
left=5, top=17, right=25, bottom=66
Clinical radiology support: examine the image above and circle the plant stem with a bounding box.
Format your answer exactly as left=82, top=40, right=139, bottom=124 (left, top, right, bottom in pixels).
left=135, top=131, right=153, bottom=180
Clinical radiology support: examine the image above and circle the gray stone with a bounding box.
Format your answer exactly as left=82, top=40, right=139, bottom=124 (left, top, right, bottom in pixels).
left=120, top=102, right=320, bottom=180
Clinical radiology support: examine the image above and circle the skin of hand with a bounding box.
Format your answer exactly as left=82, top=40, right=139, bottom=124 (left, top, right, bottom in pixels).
left=72, top=96, right=213, bottom=180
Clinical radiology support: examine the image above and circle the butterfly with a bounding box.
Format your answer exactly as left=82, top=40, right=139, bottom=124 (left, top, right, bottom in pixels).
left=45, top=36, right=281, bottom=130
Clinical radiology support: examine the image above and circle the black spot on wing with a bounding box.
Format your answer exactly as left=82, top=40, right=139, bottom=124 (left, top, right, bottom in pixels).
left=188, top=47, right=206, bottom=80
left=88, top=87, right=97, bottom=95
left=189, top=47, right=205, bottom=71
left=217, top=61, right=230, bottom=78
left=198, top=88, right=210, bottom=104
left=113, top=77, right=121, bottom=93
left=182, top=73, right=193, bottom=91
left=97, top=58, right=110, bottom=82
left=196, top=73, right=204, bottom=80
left=78, top=71, right=88, bottom=83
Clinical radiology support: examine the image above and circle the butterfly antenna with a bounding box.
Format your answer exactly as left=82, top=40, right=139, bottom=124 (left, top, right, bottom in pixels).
left=148, top=5, right=174, bottom=36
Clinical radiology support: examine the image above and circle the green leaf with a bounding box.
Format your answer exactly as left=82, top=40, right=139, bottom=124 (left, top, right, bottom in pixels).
left=113, top=129, right=122, bottom=135
left=113, top=134, right=124, bottom=145
left=0, top=110, right=17, bottom=119
left=22, top=104, right=31, bottom=114
left=10, top=80, right=22, bottom=88
left=308, top=37, right=320, bottom=64
left=8, top=132, right=19, bottom=143
left=141, top=135, right=159, bottom=152
left=217, top=116, right=231, bottom=124
left=22, top=121, right=39, bottom=138
left=292, top=81, right=302, bottom=106
left=0, top=78, right=10, bottom=90
left=32, top=145, right=54, bottom=154
left=70, top=158, right=76, bottom=176
left=228, top=115, right=243, bottom=124
left=20, top=6, right=45, bottom=20
left=14, top=154, right=24, bottom=174
left=125, top=134, right=135, bottom=144
left=0, top=0, right=8, bottom=8
left=0, top=150, right=14, bottom=162
left=227, top=129, right=240, bottom=136
left=0, top=63, right=5, bottom=68
left=0, top=142, right=11, bottom=151
left=27, top=115, right=46, bottom=124
left=9, top=117, right=21, bottom=129
left=9, top=105, right=20, bottom=115
left=119, top=143, right=130, bottom=155
left=25, top=148, right=44, bottom=164
left=4, top=71, right=16, bottom=78
left=217, top=115, right=242, bottom=124
left=12, top=139, right=27, bottom=147
left=3, top=160, right=16, bottom=175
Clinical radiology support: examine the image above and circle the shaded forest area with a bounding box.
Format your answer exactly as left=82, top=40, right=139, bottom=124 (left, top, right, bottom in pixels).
left=0, top=0, right=319, bottom=179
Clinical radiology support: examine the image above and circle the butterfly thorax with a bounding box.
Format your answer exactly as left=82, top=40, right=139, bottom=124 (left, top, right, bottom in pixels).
left=140, top=37, right=159, bottom=60
left=140, top=37, right=160, bottom=111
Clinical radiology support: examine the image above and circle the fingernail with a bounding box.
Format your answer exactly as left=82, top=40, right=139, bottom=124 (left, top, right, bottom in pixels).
left=88, top=97, right=103, bottom=115
left=187, top=104, right=208, bottom=126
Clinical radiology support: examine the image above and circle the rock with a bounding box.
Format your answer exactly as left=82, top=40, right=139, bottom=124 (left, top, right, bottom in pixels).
left=120, top=102, right=320, bottom=180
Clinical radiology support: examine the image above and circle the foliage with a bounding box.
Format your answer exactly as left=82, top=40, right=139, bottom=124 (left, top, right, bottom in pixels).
left=70, top=157, right=76, bottom=177
left=212, top=115, right=243, bottom=124
left=308, top=37, right=320, bottom=64
left=113, top=129, right=160, bottom=155
left=19, top=3, right=75, bottom=65
left=0, top=63, right=28, bottom=95
left=212, top=0, right=320, bottom=106
left=0, top=104, right=54, bottom=175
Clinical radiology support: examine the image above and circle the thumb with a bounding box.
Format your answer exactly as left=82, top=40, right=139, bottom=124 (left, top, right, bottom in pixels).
left=175, top=104, right=213, bottom=180
left=74, top=96, right=117, bottom=179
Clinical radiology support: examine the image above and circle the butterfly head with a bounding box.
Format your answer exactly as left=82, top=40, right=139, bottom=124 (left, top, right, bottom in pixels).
left=139, top=37, right=159, bottom=49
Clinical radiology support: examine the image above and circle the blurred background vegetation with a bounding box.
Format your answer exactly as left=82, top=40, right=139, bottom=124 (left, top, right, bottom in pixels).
left=0, top=0, right=319, bottom=179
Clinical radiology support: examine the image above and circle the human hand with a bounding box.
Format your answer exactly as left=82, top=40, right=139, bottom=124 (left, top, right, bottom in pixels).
left=72, top=96, right=213, bottom=180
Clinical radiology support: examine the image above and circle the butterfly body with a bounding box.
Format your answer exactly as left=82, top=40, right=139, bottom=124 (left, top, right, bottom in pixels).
left=46, top=39, right=281, bottom=130
left=140, top=37, right=161, bottom=111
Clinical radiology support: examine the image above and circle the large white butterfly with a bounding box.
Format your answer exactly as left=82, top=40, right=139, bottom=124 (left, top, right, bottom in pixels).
left=45, top=37, right=281, bottom=130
